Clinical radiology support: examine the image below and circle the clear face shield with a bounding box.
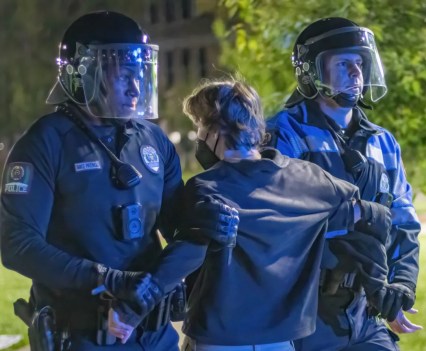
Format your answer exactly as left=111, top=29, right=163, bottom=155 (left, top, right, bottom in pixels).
left=309, top=27, right=387, bottom=102
left=77, top=43, right=159, bottom=119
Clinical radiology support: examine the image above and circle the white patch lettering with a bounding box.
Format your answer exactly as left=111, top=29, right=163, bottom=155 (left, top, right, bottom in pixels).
left=74, top=161, right=102, bottom=172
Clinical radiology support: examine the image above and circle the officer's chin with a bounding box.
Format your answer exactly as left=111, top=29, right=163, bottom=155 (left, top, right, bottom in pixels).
left=112, top=106, right=136, bottom=122
left=119, top=104, right=136, bottom=116
left=344, top=94, right=358, bottom=102
left=343, top=86, right=362, bottom=99
left=333, top=93, right=360, bottom=108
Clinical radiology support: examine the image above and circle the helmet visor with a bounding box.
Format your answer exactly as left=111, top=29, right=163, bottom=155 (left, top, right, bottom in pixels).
left=310, top=28, right=387, bottom=102
left=79, top=43, right=159, bottom=119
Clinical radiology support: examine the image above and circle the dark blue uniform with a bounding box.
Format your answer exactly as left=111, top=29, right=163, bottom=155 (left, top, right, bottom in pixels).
left=267, top=99, right=420, bottom=351
left=1, top=109, right=183, bottom=350
left=148, top=149, right=370, bottom=347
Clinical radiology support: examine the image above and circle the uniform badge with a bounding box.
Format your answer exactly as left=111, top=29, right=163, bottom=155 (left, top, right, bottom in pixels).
left=380, top=172, right=390, bottom=193
left=140, top=145, right=160, bottom=173
left=3, top=162, right=34, bottom=194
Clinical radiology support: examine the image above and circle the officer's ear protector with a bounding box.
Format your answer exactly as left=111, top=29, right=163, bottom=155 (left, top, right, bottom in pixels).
left=58, top=104, right=142, bottom=189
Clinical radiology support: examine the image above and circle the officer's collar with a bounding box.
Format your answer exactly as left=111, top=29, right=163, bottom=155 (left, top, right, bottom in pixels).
left=353, top=107, right=380, bottom=134
left=119, top=119, right=140, bottom=135
left=341, top=107, right=379, bottom=138
left=97, top=118, right=140, bottom=135
left=302, top=99, right=380, bottom=135
left=58, top=103, right=139, bottom=132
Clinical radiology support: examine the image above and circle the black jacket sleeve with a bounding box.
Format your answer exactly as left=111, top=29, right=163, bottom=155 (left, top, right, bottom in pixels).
left=321, top=171, right=388, bottom=295
left=157, top=133, right=184, bottom=243
left=149, top=178, right=214, bottom=292
left=386, top=141, right=420, bottom=290
left=150, top=177, right=235, bottom=293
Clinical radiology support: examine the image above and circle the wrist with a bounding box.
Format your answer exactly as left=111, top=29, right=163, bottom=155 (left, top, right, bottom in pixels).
left=353, top=199, right=361, bottom=223
left=91, top=263, right=109, bottom=295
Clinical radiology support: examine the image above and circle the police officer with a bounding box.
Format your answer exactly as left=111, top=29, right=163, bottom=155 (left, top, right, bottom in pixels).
left=108, top=78, right=394, bottom=351
left=266, top=17, right=421, bottom=350
left=1, top=10, right=188, bottom=351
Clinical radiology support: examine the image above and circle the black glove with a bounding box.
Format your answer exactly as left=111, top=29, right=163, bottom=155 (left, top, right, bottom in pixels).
left=112, top=300, right=143, bottom=328
left=112, top=274, right=163, bottom=327
left=132, top=273, right=163, bottom=313
left=216, top=202, right=239, bottom=247
left=96, top=267, right=164, bottom=309
left=185, top=196, right=239, bottom=244
left=368, top=282, right=416, bottom=322
left=170, top=282, right=187, bottom=322
left=355, top=200, right=392, bottom=244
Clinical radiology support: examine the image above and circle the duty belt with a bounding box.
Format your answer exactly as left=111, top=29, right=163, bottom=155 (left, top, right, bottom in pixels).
left=92, top=293, right=175, bottom=346
left=143, top=292, right=174, bottom=331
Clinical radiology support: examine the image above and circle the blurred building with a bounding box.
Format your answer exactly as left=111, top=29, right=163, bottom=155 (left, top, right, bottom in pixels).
left=139, top=0, right=222, bottom=172
left=141, top=1, right=220, bottom=95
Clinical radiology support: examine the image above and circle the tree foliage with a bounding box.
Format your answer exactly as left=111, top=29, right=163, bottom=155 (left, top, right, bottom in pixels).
left=214, top=0, right=426, bottom=192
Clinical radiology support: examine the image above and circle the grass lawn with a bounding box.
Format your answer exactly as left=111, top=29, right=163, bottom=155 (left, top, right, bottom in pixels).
left=0, top=232, right=424, bottom=350
left=398, top=233, right=425, bottom=351
left=0, top=266, right=30, bottom=350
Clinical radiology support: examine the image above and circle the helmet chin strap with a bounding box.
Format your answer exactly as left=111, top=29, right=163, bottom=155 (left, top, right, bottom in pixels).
left=332, top=92, right=360, bottom=108
left=316, top=82, right=360, bottom=108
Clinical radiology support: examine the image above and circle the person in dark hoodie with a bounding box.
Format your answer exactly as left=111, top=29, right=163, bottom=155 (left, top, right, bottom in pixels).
left=107, top=77, right=395, bottom=351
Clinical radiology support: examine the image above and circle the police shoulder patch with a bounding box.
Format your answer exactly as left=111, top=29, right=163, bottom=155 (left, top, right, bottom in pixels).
left=380, top=172, right=390, bottom=193
left=3, top=162, right=34, bottom=194
left=140, top=145, right=160, bottom=173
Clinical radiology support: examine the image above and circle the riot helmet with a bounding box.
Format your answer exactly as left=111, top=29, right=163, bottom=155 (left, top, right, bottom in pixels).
left=47, top=11, right=159, bottom=119
left=286, top=17, right=387, bottom=108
